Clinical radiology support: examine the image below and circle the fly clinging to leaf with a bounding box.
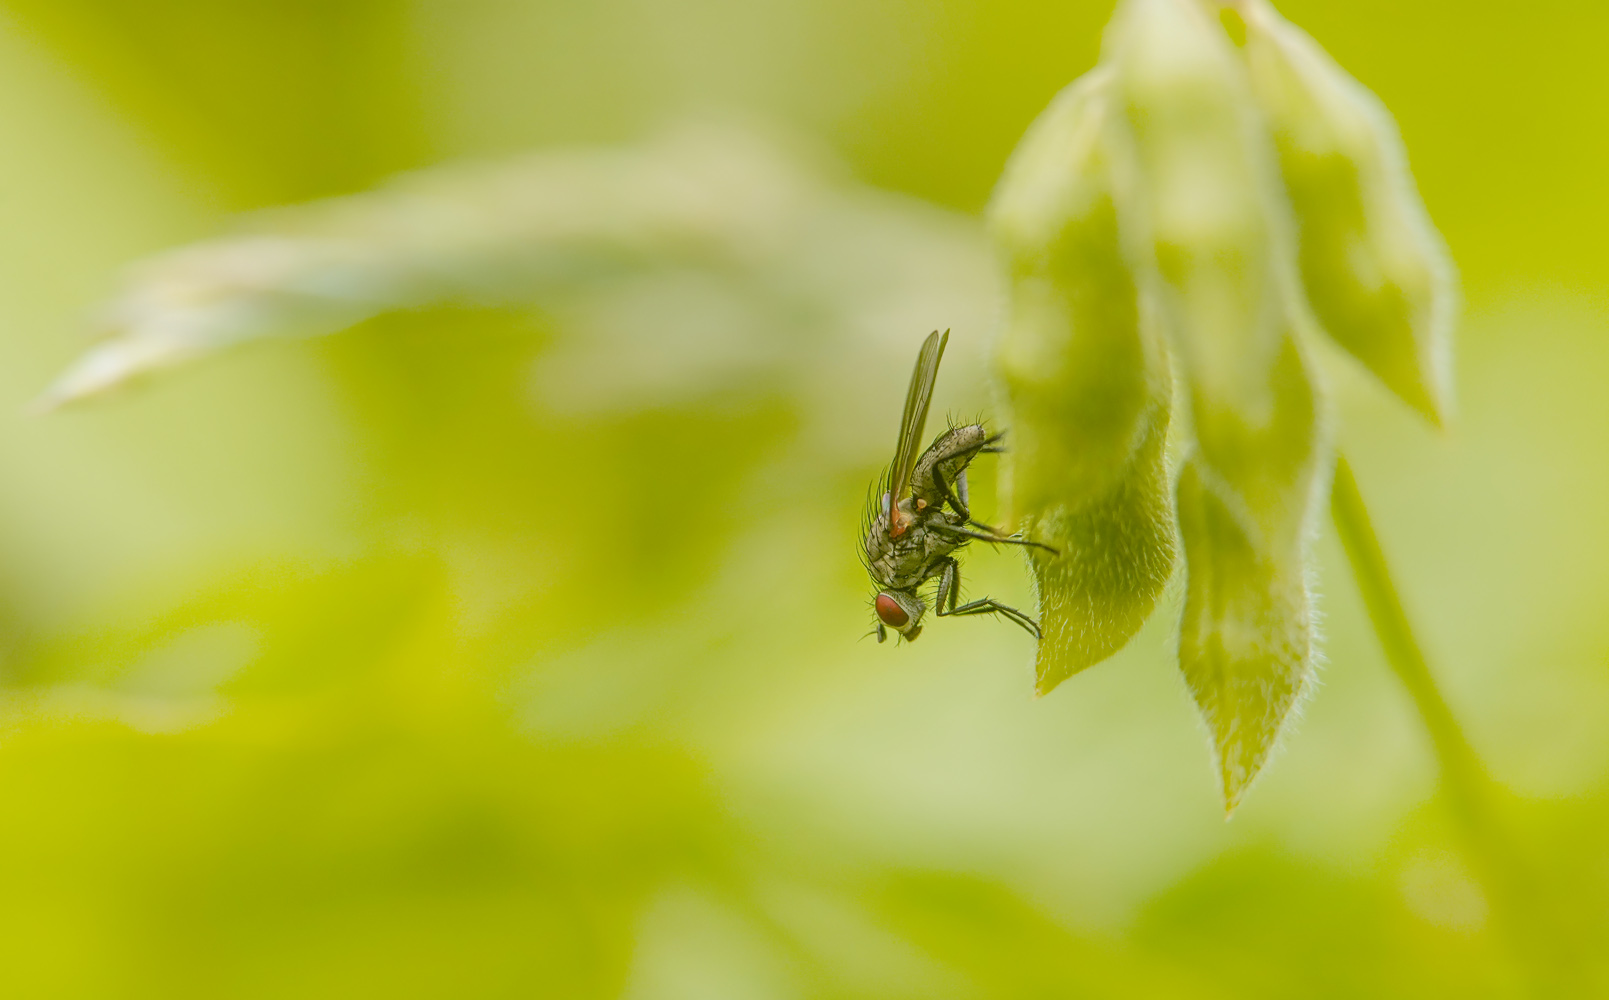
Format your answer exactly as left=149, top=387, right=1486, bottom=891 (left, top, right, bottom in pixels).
left=862, top=329, right=1055, bottom=643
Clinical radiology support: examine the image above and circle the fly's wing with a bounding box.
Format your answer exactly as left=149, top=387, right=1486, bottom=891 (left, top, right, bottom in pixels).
left=889, top=329, right=948, bottom=515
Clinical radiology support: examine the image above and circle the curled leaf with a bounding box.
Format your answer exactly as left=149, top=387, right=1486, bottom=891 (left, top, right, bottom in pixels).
left=989, top=73, right=1177, bottom=694
left=1242, top=0, right=1457, bottom=425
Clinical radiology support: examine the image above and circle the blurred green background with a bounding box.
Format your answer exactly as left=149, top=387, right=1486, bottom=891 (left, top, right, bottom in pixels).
left=0, top=0, right=1605, bottom=996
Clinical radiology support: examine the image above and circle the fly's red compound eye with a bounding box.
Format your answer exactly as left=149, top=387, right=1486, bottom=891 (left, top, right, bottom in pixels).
left=875, top=593, right=909, bottom=629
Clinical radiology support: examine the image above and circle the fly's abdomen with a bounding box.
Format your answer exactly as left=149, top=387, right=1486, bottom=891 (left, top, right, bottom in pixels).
left=912, top=424, right=990, bottom=506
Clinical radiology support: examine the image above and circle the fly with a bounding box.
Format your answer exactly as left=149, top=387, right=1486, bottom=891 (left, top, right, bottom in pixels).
left=863, top=329, right=1055, bottom=643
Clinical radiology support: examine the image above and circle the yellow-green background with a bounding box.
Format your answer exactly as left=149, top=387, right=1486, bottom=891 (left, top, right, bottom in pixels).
left=0, top=1, right=1604, bottom=995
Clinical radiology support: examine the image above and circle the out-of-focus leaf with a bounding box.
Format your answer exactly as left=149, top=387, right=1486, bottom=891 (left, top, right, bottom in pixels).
left=988, top=72, right=1177, bottom=693
left=1105, top=0, right=1330, bottom=807
left=1243, top=0, right=1457, bottom=425
left=35, top=124, right=997, bottom=431
left=36, top=124, right=813, bottom=408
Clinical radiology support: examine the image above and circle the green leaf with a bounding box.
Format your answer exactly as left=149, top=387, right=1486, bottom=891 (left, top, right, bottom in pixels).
left=1104, top=0, right=1296, bottom=417
left=1105, top=0, right=1331, bottom=806
left=1175, top=463, right=1308, bottom=814
left=1022, top=418, right=1176, bottom=696
left=989, top=73, right=1178, bottom=694
left=1176, top=338, right=1328, bottom=811
left=1242, top=0, right=1457, bottom=425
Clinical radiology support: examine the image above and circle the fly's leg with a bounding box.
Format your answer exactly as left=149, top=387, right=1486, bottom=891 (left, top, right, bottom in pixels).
left=932, top=557, right=1040, bottom=639
left=963, top=516, right=1061, bottom=557
left=919, top=428, right=994, bottom=519
left=945, top=598, right=1042, bottom=639
left=933, top=557, right=961, bottom=614
left=932, top=466, right=970, bottom=522
left=925, top=431, right=1054, bottom=549
left=931, top=520, right=1060, bottom=555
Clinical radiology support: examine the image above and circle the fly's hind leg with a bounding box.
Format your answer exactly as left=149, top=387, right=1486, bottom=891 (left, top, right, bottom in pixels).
left=932, top=557, right=1041, bottom=639
left=920, top=427, right=991, bottom=520
left=931, top=431, right=1027, bottom=531
left=932, top=466, right=970, bottom=521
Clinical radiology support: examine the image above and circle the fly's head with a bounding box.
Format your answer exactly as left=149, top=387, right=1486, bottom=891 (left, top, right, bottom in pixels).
left=873, top=589, right=925, bottom=643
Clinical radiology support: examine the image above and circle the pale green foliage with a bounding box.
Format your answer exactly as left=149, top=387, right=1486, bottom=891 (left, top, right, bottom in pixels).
left=991, top=0, right=1451, bottom=807
left=990, top=75, right=1177, bottom=695
left=34, top=0, right=1454, bottom=814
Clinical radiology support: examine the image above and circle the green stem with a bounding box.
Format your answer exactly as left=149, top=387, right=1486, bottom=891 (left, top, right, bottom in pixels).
left=1329, top=454, right=1487, bottom=820
left=1331, top=453, right=1572, bottom=992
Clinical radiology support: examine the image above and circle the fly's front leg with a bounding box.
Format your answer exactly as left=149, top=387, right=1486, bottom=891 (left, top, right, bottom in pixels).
left=962, top=517, right=1060, bottom=556
left=932, top=557, right=1040, bottom=639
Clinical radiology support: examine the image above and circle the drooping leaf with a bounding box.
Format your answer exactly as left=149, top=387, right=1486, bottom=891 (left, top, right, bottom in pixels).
left=1242, top=0, right=1457, bottom=425
left=1103, top=0, right=1297, bottom=416
left=989, top=72, right=1177, bottom=694
left=1174, top=464, right=1308, bottom=813
left=1175, top=338, right=1329, bottom=811
left=1105, top=0, right=1331, bottom=806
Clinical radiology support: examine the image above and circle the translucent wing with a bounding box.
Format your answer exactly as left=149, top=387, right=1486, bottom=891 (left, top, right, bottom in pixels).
left=888, top=329, right=948, bottom=532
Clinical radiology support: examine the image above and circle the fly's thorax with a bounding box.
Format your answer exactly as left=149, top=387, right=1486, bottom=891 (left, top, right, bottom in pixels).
left=865, top=513, right=894, bottom=560
left=865, top=514, right=902, bottom=588
left=867, top=515, right=960, bottom=591
left=867, top=524, right=905, bottom=585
